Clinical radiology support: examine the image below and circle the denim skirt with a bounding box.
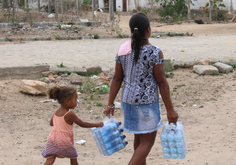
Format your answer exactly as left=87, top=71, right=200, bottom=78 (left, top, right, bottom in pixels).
left=121, top=101, right=162, bottom=134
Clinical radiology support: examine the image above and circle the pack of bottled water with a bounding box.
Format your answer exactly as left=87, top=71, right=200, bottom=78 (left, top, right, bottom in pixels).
left=160, top=122, right=187, bottom=159
left=91, top=117, right=128, bottom=156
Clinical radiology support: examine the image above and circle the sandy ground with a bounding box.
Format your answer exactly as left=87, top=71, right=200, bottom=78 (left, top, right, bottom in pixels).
left=1, top=13, right=236, bottom=165
left=1, top=68, right=236, bottom=165
left=1, top=35, right=236, bottom=71
left=1, top=14, right=236, bottom=70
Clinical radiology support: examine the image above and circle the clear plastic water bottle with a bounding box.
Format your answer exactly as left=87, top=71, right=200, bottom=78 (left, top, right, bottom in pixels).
left=168, top=141, right=176, bottom=148
left=171, top=153, right=178, bottom=159
left=170, top=147, right=177, bottom=154
left=178, top=153, right=186, bottom=159
left=164, top=153, right=171, bottom=159
left=177, top=147, right=185, bottom=154
left=104, top=135, right=126, bottom=150
left=107, top=141, right=128, bottom=156
left=162, top=147, right=170, bottom=153
left=161, top=141, right=168, bottom=147
left=167, top=124, right=176, bottom=141
left=175, top=141, right=184, bottom=148
left=175, top=130, right=182, bottom=142
left=160, top=125, right=169, bottom=141
left=102, top=129, right=124, bottom=144
left=96, top=121, right=122, bottom=137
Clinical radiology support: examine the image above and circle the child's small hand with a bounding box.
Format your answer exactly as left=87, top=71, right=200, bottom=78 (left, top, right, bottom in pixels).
left=98, top=122, right=104, bottom=127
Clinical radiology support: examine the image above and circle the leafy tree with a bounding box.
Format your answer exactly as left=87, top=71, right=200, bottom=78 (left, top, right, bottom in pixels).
left=205, top=0, right=226, bottom=21
left=156, top=0, right=189, bottom=22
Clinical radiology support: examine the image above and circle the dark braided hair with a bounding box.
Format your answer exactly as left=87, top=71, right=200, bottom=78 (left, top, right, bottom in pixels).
left=48, top=86, right=77, bottom=104
left=129, top=13, right=150, bottom=63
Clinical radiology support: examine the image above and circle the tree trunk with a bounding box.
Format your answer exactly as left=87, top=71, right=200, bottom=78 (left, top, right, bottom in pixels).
left=61, top=0, right=63, bottom=14
left=92, top=0, right=95, bottom=21
left=26, top=0, right=28, bottom=8
left=229, top=0, right=234, bottom=15
left=3, top=0, right=8, bottom=8
left=48, top=0, right=51, bottom=13
left=78, top=0, right=81, bottom=17
left=187, top=0, right=190, bottom=20
left=209, top=0, right=212, bottom=22
left=55, top=0, right=58, bottom=22
left=13, top=0, right=16, bottom=22
left=109, top=0, right=113, bottom=22
left=38, top=0, right=40, bottom=12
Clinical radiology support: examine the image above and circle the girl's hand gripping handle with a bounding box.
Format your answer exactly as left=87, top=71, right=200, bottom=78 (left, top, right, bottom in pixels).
left=167, top=109, right=179, bottom=124
left=103, top=104, right=115, bottom=117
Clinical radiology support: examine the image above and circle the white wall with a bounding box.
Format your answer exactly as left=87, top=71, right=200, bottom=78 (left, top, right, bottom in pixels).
left=116, top=0, right=123, bottom=12
left=125, top=0, right=235, bottom=12
left=190, top=0, right=235, bottom=10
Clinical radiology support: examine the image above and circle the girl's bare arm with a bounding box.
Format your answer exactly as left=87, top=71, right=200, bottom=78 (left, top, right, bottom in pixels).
left=67, top=111, right=103, bottom=128
left=153, top=51, right=178, bottom=123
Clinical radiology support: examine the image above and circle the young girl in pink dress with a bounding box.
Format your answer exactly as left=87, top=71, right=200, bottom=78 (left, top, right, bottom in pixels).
left=42, top=86, right=103, bottom=165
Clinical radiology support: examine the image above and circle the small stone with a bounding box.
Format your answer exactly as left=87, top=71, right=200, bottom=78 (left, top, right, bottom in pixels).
left=41, top=71, right=56, bottom=77
left=83, top=65, right=102, bottom=74
left=69, top=73, right=84, bottom=85
left=198, top=59, right=211, bottom=65
left=0, top=96, right=7, bottom=101
left=40, top=77, right=49, bottom=83
left=61, top=74, right=68, bottom=77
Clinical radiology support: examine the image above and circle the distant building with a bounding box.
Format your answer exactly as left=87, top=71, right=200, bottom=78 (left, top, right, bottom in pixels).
left=115, top=0, right=235, bottom=12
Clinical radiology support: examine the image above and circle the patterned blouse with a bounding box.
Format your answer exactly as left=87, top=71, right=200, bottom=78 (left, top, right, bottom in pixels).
left=116, top=44, right=164, bottom=105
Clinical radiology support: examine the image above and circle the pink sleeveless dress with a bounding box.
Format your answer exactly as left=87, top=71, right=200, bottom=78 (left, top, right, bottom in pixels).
left=41, top=111, right=78, bottom=159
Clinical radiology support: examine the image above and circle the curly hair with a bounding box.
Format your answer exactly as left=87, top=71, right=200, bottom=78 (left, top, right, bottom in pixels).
left=48, top=86, right=77, bottom=104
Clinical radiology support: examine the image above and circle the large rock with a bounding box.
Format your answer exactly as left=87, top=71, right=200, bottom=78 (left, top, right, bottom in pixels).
left=213, top=62, right=233, bottom=73
left=69, top=73, right=84, bottom=84
left=19, top=80, right=48, bottom=95
left=193, top=65, right=219, bottom=75
left=83, top=65, right=102, bottom=74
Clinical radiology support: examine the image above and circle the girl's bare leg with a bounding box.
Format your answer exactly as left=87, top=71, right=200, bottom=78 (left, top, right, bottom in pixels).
left=70, top=158, right=78, bottom=165
left=44, top=156, right=56, bottom=165
left=128, top=131, right=157, bottom=165
left=133, top=134, right=146, bottom=165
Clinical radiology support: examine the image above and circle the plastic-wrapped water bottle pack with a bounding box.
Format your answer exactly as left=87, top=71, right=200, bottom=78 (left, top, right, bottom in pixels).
left=160, top=122, right=187, bottom=159
left=91, top=117, right=128, bottom=156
